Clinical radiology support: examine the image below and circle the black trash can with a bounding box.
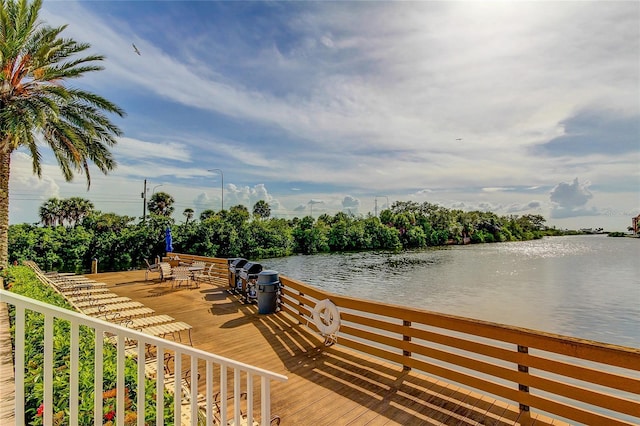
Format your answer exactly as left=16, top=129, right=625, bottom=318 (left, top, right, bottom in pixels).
left=257, top=270, right=280, bottom=314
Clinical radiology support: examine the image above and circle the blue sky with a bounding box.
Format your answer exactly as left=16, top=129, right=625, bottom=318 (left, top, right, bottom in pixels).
left=8, top=0, right=640, bottom=231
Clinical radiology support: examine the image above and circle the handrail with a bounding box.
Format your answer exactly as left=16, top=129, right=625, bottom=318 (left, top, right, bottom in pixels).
left=104, top=253, right=640, bottom=424
left=279, top=275, right=640, bottom=425
left=1, top=289, right=286, bottom=426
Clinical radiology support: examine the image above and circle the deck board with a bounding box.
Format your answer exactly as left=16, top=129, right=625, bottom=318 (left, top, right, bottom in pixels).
left=86, top=270, right=565, bottom=426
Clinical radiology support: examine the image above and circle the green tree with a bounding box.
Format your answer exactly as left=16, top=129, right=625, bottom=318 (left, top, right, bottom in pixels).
left=363, top=216, right=401, bottom=250
left=521, top=214, right=546, bottom=231
left=379, top=209, right=393, bottom=225
left=227, top=204, right=250, bottom=228
left=82, top=211, right=134, bottom=233
left=243, top=218, right=293, bottom=258
left=252, top=200, right=271, bottom=220
left=405, top=226, right=427, bottom=248
left=0, top=0, right=125, bottom=267
left=55, top=225, right=93, bottom=272
left=199, top=209, right=216, bottom=221
left=39, top=198, right=63, bottom=227
left=292, top=216, right=329, bottom=254
left=63, top=197, right=94, bottom=227
left=147, top=191, right=174, bottom=217
left=183, top=208, right=194, bottom=224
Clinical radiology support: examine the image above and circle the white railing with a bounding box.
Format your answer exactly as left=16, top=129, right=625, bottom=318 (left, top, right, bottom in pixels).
left=0, top=289, right=287, bottom=426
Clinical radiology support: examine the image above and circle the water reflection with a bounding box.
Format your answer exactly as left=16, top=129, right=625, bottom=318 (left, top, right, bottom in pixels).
left=263, top=236, right=640, bottom=347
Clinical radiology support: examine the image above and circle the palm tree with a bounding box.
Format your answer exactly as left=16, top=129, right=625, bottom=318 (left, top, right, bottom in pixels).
left=0, top=0, right=125, bottom=266
left=147, top=191, right=174, bottom=217
left=199, top=209, right=216, bottom=221
left=39, top=197, right=62, bottom=227
left=183, top=208, right=194, bottom=224
left=64, top=197, right=94, bottom=227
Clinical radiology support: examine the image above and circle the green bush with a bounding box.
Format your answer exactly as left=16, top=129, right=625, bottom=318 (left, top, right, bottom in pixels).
left=4, top=266, right=175, bottom=425
left=9, top=201, right=562, bottom=272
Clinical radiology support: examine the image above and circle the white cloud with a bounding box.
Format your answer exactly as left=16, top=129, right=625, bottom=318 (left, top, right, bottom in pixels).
left=114, top=137, right=191, bottom=163
left=550, top=178, right=593, bottom=209
left=549, top=178, right=598, bottom=219
left=6, top=1, right=635, bottom=232
left=224, top=183, right=283, bottom=212
left=341, top=195, right=360, bottom=214
left=506, top=201, right=543, bottom=214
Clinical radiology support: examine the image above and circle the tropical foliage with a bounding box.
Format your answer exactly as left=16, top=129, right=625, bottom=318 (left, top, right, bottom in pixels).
left=182, top=208, right=194, bottom=224
left=7, top=195, right=561, bottom=273
left=0, top=0, right=124, bottom=267
left=39, top=197, right=95, bottom=227
left=2, top=265, right=174, bottom=425
left=252, top=200, right=271, bottom=220
left=147, top=192, right=174, bottom=217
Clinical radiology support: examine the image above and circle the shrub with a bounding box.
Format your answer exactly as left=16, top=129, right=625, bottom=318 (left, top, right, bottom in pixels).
left=4, top=266, right=175, bottom=425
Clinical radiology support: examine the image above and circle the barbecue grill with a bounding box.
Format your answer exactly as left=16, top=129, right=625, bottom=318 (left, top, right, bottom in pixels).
left=239, top=262, right=263, bottom=302
left=228, top=258, right=248, bottom=293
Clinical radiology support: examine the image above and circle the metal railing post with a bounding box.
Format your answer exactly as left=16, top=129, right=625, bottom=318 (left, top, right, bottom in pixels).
left=403, top=320, right=412, bottom=371
left=517, top=344, right=532, bottom=425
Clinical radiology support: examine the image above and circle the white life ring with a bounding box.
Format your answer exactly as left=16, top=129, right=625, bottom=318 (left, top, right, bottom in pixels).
left=313, top=299, right=340, bottom=336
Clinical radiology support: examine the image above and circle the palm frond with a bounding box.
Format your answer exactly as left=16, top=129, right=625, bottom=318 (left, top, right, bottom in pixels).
left=1, top=0, right=124, bottom=190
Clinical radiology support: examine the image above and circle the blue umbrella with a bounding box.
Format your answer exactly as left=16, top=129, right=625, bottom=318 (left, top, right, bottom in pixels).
left=165, top=227, right=174, bottom=254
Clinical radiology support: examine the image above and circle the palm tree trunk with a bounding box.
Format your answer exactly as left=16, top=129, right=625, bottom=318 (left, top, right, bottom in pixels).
left=0, top=149, right=10, bottom=268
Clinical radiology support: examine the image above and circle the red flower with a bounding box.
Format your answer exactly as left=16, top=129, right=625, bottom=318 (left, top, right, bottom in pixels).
left=36, top=403, right=44, bottom=417
left=104, top=410, right=116, bottom=421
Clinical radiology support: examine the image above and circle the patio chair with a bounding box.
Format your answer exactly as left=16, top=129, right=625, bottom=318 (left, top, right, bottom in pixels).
left=145, top=259, right=161, bottom=280
left=138, top=321, right=193, bottom=346
left=159, top=262, right=173, bottom=282
left=172, top=266, right=191, bottom=289
left=96, top=306, right=155, bottom=320
left=191, top=261, right=206, bottom=282
left=60, top=287, right=110, bottom=297
left=55, top=280, right=107, bottom=291
left=82, top=301, right=146, bottom=316
left=118, top=314, right=175, bottom=329
left=65, top=292, right=124, bottom=306
left=196, top=263, right=217, bottom=284
left=73, top=296, right=131, bottom=309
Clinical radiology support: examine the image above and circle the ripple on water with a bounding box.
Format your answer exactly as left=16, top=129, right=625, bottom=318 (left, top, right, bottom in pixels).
left=262, top=236, right=640, bottom=347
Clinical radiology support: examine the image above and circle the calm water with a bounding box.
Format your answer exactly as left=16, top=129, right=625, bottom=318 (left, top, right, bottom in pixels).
left=262, top=235, right=640, bottom=347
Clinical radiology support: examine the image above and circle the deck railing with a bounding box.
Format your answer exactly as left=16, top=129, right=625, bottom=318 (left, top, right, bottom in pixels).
left=0, top=289, right=287, bottom=426
left=279, top=275, right=640, bottom=425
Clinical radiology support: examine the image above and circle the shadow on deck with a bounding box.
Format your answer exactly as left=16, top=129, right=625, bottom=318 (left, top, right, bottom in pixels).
left=92, top=270, right=562, bottom=426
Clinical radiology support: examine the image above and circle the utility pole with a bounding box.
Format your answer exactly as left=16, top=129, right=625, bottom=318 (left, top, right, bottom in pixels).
left=208, top=169, right=224, bottom=211
left=142, top=179, right=147, bottom=222
left=374, top=196, right=389, bottom=217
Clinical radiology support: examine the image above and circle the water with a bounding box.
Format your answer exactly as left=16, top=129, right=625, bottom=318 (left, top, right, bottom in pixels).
left=262, top=235, right=640, bottom=348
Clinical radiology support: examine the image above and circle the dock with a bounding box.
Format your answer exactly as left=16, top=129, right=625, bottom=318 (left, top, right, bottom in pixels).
left=93, top=269, right=566, bottom=425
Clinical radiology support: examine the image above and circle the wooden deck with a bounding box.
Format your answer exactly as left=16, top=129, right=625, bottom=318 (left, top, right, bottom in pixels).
left=87, top=270, right=565, bottom=426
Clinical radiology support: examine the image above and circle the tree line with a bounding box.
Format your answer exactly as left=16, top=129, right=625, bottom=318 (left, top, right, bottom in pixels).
left=7, top=194, right=562, bottom=273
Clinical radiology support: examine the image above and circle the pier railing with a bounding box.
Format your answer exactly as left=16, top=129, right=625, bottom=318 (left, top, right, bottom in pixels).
left=1, top=289, right=287, bottom=426
left=279, top=275, right=640, bottom=425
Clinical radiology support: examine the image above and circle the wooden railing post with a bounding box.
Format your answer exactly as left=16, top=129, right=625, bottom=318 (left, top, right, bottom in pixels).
left=517, top=344, right=532, bottom=425
left=403, top=320, right=411, bottom=371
